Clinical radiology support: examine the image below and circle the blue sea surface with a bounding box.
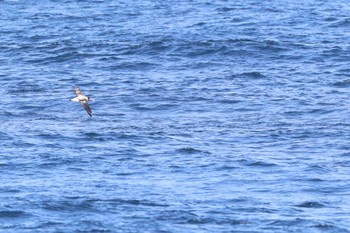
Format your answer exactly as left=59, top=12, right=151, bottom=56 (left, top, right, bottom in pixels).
left=1, top=0, right=350, bottom=232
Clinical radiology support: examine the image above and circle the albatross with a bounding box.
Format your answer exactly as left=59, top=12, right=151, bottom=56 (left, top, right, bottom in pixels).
left=70, top=86, right=93, bottom=117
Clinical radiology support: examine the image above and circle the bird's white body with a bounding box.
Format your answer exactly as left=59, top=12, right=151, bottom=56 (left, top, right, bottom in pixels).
left=70, top=86, right=93, bottom=117
left=70, top=96, right=88, bottom=102
left=70, top=97, right=80, bottom=102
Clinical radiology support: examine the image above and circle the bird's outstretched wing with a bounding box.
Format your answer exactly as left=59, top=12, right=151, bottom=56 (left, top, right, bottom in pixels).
left=74, top=86, right=83, bottom=97
left=81, top=101, right=92, bottom=117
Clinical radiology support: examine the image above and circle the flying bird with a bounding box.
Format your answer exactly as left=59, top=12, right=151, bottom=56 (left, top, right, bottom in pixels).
left=70, top=86, right=93, bottom=117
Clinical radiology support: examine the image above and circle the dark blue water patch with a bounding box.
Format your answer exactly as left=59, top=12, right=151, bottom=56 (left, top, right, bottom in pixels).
left=304, top=164, right=332, bottom=174
left=81, top=131, right=145, bottom=142
left=215, top=7, right=239, bottom=13
left=185, top=46, right=229, bottom=58
left=307, top=178, right=326, bottom=183
left=42, top=199, right=96, bottom=212
left=227, top=38, right=255, bottom=44
left=22, top=221, right=66, bottom=233
left=333, top=79, right=350, bottom=88
left=215, top=165, right=239, bottom=171
left=113, top=172, right=136, bottom=176
left=329, top=17, right=350, bottom=27
left=35, top=132, right=68, bottom=141
left=37, top=153, right=92, bottom=167
left=265, top=218, right=311, bottom=231
left=105, top=198, right=170, bottom=208
left=156, top=210, right=199, bottom=224
left=0, top=132, right=12, bottom=141
left=26, top=51, right=82, bottom=65
left=296, top=201, right=325, bottom=209
left=175, top=147, right=208, bottom=155
left=129, top=102, right=179, bottom=112
left=120, top=39, right=174, bottom=56
left=43, top=197, right=170, bottom=212
left=256, top=39, right=289, bottom=52
left=0, top=210, right=27, bottom=218
left=110, top=61, right=159, bottom=71
left=238, top=71, right=266, bottom=79
left=186, top=216, right=248, bottom=226
left=72, top=221, right=113, bottom=233
left=243, top=161, right=278, bottom=168
left=215, top=98, right=241, bottom=105
left=323, top=16, right=340, bottom=22
left=7, top=87, right=45, bottom=94
left=0, top=187, right=21, bottom=194
left=311, top=223, right=349, bottom=232
left=322, top=46, right=343, bottom=54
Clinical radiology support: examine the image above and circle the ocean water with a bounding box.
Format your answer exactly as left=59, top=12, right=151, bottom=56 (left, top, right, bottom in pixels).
left=1, top=0, right=350, bottom=232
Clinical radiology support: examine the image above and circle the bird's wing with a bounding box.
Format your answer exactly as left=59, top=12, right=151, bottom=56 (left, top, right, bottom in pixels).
left=81, top=101, right=92, bottom=117
left=74, top=86, right=84, bottom=97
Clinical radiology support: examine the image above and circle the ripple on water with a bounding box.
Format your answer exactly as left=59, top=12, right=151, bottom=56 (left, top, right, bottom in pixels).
left=175, top=147, right=209, bottom=155
left=0, top=210, right=27, bottom=218
left=296, top=201, right=325, bottom=209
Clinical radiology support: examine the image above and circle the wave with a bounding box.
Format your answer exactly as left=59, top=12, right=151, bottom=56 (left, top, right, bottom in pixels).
left=0, top=210, right=27, bottom=218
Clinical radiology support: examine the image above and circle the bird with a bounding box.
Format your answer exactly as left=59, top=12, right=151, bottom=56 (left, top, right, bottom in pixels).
left=70, top=86, right=93, bottom=117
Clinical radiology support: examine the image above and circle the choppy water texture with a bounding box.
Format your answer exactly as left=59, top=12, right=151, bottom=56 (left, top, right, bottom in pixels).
left=1, top=0, right=350, bottom=232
